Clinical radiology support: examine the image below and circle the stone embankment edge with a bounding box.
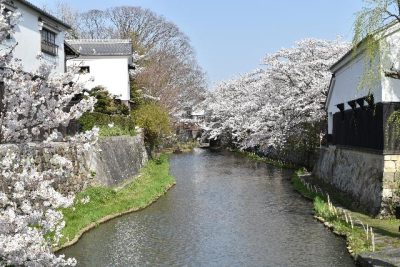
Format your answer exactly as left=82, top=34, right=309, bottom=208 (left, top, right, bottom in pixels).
left=53, top=182, right=176, bottom=252
left=313, top=215, right=357, bottom=258
left=241, top=151, right=392, bottom=266
left=291, top=172, right=362, bottom=264
left=293, top=174, right=388, bottom=267
left=313, top=215, right=381, bottom=267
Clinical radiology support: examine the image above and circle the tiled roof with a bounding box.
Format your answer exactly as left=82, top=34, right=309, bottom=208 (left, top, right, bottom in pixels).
left=15, top=0, right=71, bottom=29
left=66, top=39, right=133, bottom=56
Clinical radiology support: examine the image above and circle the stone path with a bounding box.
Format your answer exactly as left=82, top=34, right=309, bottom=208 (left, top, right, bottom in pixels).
left=358, top=248, right=400, bottom=267
left=356, top=229, right=400, bottom=266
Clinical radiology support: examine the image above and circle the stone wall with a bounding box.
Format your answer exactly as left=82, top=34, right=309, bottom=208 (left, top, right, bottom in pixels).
left=313, top=146, right=400, bottom=215
left=267, top=148, right=319, bottom=170
left=85, top=132, right=148, bottom=186
left=382, top=155, right=400, bottom=208
left=0, top=141, right=90, bottom=193
left=0, top=131, right=148, bottom=191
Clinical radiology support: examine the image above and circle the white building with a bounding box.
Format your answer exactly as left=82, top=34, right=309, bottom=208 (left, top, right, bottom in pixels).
left=2, top=0, right=73, bottom=73
left=314, top=22, right=400, bottom=215
left=326, top=22, right=400, bottom=152
left=66, top=39, right=133, bottom=102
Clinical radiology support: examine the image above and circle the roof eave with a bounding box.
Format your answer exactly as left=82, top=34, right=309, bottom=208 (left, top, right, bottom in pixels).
left=16, top=0, right=72, bottom=30
left=330, top=20, right=400, bottom=74
left=76, top=53, right=132, bottom=57
left=330, top=49, right=353, bottom=72
left=64, top=41, right=80, bottom=56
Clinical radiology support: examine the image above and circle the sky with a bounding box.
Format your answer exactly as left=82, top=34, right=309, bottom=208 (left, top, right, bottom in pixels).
left=29, top=0, right=364, bottom=87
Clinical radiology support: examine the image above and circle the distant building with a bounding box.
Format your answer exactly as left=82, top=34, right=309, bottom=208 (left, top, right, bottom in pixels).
left=175, top=107, right=205, bottom=141
left=1, top=0, right=74, bottom=73
left=66, top=39, right=134, bottom=103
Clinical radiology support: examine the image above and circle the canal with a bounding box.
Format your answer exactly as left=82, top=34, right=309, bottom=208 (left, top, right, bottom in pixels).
left=62, top=149, right=355, bottom=266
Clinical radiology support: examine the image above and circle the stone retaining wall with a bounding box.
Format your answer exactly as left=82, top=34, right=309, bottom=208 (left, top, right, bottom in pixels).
left=0, top=132, right=148, bottom=191
left=85, top=132, right=148, bottom=186
left=313, top=146, right=400, bottom=215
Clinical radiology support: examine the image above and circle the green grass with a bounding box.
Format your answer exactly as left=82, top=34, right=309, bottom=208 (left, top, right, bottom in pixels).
left=58, top=154, right=175, bottom=247
left=293, top=171, right=400, bottom=238
left=292, top=172, right=400, bottom=255
left=349, top=211, right=400, bottom=239
left=98, top=124, right=136, bottom=137
left=291, top=169, right=317, bottom=199
left=79, top=112, right=136, bottom=137
left=232, top=149, right=299, bottom=169
left=313, top=196, right=371, bottom=254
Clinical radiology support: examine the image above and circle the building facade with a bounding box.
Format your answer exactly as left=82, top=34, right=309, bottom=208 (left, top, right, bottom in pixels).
left=66, top=39, right=133, bottom=102
left=315, top=23, right=400, bottom=215
left=326, top=24, right=400, bottom=153
left=2, top=0, right=71, bottom=73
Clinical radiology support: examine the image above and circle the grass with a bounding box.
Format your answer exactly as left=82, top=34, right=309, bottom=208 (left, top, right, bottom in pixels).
left=292, top=171, right=400, bottom=255
left=79, top=112, right=136, bottom=137
left=349, top=211, right=400, bottom=239
left=98, top=124, right=136, bottom=137
left=231, top=149, right=299, bottom=169
left=58, top=154, right=175, bottom=248
left=294, top=171, right=400, bottom=239
left=313, top=196, right=370, bottom=254
left=292, top=172, right=371, bottom=254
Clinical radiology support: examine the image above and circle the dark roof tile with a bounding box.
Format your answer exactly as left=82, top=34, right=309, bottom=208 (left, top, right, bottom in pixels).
left=66, top=39, right=133, bottom=56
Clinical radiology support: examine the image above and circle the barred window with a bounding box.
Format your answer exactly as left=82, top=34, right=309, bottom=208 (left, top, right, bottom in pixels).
left=41, top=28, right=58, bottom=56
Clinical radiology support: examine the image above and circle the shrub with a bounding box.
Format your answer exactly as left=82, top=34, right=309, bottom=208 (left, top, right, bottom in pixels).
left=89, top=86, right=130, bottom=115
left=79, top=112, right=136, bottom=137
left=133, top=103, right=171, bottom=150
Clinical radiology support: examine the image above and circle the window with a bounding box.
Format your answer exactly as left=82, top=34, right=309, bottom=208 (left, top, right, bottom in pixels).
left=41, top=28, right=58, bottom=56
left=79, top=66, right=90, bottom=73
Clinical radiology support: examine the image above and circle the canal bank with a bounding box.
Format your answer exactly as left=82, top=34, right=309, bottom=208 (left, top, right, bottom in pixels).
left=61, top=149, right=354, bottom=266
left=55, top=154, right=175, bottom=251
left=236, top=149, right=400, bottom=266
left=292, top=172, right=400, bottom=266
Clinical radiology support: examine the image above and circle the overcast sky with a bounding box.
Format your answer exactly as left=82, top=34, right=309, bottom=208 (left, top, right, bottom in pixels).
left=30, top=0, right=364, bottom=87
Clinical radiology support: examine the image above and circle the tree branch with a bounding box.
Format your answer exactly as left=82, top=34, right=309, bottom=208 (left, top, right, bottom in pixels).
left=385, top=10, right=400, bottom=23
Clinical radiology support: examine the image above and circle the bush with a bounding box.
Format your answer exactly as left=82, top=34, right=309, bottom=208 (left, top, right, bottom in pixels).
left=79, top=112, right=136, bottom=137
left=89, top=86, right=130, bottom=115
left=133, top=103, right=171, bottom=150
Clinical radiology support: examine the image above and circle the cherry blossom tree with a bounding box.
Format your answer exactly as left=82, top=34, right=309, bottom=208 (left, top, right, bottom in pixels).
left=203, top=39, right=349, bottom=156
left=0, top=3, right=98, bottom=266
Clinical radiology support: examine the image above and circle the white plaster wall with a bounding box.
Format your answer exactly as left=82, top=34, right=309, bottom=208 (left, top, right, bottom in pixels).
left=67, top=56, right=130, bottom=101
left=326, top=53, right=383, bottom=134
left=0, top=2, right=66, bottom=73
left=380, top=30, right=400, bottom=102
left=326, top=24, right=400, bottom=135
left=327, top=54, right=382, bottom=114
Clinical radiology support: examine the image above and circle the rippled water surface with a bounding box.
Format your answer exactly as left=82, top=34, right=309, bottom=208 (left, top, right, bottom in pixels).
left=62, top=149, right=355, bottom=267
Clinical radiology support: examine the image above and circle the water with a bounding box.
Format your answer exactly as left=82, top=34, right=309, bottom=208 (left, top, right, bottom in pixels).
left=61, top=149, right=355, bottom=267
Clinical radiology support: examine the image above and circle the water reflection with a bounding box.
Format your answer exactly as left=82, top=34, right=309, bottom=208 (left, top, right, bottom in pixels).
left=61, top=149, right=355, bottom=267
